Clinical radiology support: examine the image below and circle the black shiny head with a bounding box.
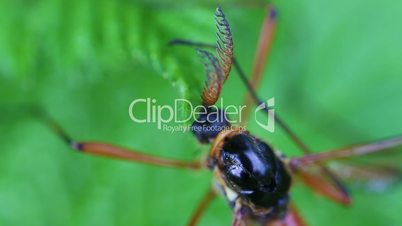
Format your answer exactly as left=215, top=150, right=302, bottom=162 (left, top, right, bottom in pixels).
left=218, top=133, right=291, bottom=208
left=191, top=107, right=231, bottom=143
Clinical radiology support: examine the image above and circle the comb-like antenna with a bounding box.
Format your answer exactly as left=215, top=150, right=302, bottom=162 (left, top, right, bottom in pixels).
left=195, top=6, right=233, bottom=106
left=215, top=6, right=233, bottom=81
left=198, top=49, right=225, bottom=106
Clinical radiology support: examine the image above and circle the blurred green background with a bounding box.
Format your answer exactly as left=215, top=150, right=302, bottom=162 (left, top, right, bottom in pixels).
left=1, top=0, right=402, bottom=225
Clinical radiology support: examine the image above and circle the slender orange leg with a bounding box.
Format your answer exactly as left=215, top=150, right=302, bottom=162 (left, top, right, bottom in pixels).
left=187, top=187, right=217, bottom=226
left=295, top=168, right=351, bottom=205
left=290, top=135, right=402, bottom=168
left=73, top=142, right=202, bottom=169
left=290, top=135, right=402, bottom=204
left=241, top=5, right=277, bottom=124
left=327, top=162, right=402, bottom=185
left=38, top=112, right=203, bottom=170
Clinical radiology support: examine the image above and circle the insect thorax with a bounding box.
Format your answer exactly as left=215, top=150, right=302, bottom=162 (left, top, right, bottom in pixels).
left=210, top=131, right=292, bottom=221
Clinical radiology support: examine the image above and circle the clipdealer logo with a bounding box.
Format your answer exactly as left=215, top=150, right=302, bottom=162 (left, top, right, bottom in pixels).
left=128, top=98, right=275, bottom=132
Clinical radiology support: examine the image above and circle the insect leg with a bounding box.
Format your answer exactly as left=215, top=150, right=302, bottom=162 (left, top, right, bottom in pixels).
left=168, top=39, right=215, bottom=49
left=38, top=112, right=203, bottom=170
left=294, top=168, right=352, bottom=205
left=289, top=135, right=402, bottom=204
left=290, top=135, right=402, bottom=168
left=241, top=5, right=277, bottom=124
left=187, top=187, right=217, bottom=226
